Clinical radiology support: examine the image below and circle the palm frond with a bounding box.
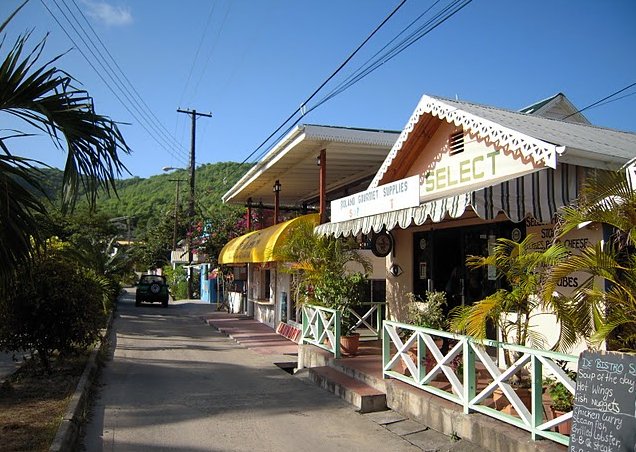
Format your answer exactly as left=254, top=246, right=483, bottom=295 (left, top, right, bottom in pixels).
left=0, top=32, right=131, bottom=212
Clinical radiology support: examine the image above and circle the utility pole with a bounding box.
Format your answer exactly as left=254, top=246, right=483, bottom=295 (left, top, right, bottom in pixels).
left=169, top=179, right=184, bottom=252
left=177, top=108, right=212, bottom=299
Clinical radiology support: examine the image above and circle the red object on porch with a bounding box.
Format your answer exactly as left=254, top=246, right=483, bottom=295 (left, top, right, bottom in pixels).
left=276, top=322, right=301, bottom=343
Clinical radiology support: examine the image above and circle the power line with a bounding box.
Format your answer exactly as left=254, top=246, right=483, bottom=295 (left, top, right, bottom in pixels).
left=177, top=1, right=218, bottom=107
left=312, top=0, right=471, bottom=114
left=233, top=0, right=409, bottom=170
left=67, top=0, right=189, bottom=157
left=41, top=0, right=190, bottom=166
left=246, top=0, right=472, bottom=168
left=562, top=81, right=636, bottom=120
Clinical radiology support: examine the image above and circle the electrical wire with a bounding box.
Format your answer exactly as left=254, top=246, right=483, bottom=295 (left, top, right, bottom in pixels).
left=312, top=0, right=471, bottom=114
left=562, top=81, right=636, bottom=120
left=67, top=0, right=189, bottom=157
left=177, top=1, right=218, bottom=108
left=40, top=0, right=190, bottom=166
left=244, top=0, right=471, bottom=169
left=232, top=0, right=409, bottom=172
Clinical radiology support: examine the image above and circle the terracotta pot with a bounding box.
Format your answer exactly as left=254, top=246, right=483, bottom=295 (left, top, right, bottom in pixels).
left=551, top=407, right=572, bottom=435
left=340, top=333, right=360, bottom=356
left=493, top=387, right=532, bottom=414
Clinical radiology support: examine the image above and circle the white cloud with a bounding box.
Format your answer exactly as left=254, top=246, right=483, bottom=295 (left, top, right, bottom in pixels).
left=81, top=0, right=133, bottom=27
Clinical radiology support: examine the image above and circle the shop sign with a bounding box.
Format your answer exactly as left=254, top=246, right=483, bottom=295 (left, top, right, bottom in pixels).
left=420, top=145, right=543, bottom=202
left=525, top=217, right=602, bottom=296
left=330, top=175, right=419, bottom=222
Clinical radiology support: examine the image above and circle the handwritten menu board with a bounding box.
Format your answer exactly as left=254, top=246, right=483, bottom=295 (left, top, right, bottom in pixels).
left=569, top=351, right=636, bottom=452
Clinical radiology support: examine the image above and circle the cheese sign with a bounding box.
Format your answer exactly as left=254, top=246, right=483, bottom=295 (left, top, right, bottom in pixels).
left=330, top=175, right=419, bottom=222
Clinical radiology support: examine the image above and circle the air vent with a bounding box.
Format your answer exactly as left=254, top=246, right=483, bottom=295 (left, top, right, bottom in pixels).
left=449, top=131, right=464, bottom=155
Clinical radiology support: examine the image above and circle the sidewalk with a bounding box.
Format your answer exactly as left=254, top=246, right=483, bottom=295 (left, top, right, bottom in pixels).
left=201, top=312, right=299, bottom=356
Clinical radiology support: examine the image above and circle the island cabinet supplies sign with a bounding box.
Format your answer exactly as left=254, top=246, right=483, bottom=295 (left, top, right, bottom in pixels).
left=331, top=175, right=419, bottom=222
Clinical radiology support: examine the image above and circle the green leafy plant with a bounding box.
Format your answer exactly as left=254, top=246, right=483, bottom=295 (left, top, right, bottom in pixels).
left=450, top=235, right=571, bottom=365
left=546, top=370, right=576, bottom=411
left=0, top=10, right=130, bottom=290
left=544, top=167, right=636, bottom=352
left=278, top=216, right=370, bottom=336
left=407, top=290, right=447, bottom=330
left=0, top=249, right=108, bottom=372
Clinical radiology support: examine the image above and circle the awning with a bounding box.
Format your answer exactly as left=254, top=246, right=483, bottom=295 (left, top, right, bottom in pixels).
left=219, top=214, right=319, bottom=264
left=316, top=164, right=580, bottom=237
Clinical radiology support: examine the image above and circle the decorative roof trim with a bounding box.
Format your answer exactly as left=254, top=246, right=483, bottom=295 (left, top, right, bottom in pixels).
left=370, top=95, right=560, bottom=188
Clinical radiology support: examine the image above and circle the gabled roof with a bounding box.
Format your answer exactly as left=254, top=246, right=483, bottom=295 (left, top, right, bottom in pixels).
left=519, top=92, right=590, bottom=125
left=371, top=95, right=636, bottom=188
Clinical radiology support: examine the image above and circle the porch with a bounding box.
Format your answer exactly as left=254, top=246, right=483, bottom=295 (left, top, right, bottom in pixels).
left=300, top=340, right=568, bottom=452
left=300, top=305, right=573, bottom=452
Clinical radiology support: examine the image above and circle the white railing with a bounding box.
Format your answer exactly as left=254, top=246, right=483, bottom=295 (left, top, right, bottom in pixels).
left=347, top=302, right=385, bottom=338
left=383, top=321, right=577, bottom=446
left=301, top=305, right=341, bottom=358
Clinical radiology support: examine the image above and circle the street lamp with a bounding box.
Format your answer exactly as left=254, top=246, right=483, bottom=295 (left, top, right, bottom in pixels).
left=273, top=179, right=281, bottom=225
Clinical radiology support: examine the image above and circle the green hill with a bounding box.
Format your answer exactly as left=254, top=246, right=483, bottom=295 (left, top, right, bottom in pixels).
left=38, top=162, right=251, bottom=237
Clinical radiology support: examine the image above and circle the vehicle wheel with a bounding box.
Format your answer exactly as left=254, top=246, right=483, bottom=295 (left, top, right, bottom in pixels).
left=162, top=299, right=168, bottom=308
left=135, top=298, right=141, bottom=307
left=150, top=283, right=161, bottom=294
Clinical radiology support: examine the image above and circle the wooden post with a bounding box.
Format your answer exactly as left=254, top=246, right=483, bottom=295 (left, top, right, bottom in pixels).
left=318, top=148, right=327, bottom=224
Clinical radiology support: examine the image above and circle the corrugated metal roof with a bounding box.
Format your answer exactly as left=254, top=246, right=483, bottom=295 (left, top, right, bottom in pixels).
left=437, top=95, right=635, bottom=165
left=222, top=124, right=399, bottom=207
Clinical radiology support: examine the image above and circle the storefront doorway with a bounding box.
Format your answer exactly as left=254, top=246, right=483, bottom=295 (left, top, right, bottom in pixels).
left=412, top=221, right=524, bottom=319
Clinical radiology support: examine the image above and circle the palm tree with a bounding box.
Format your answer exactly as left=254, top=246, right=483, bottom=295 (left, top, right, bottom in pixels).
left=544, top=167, right=636, bottom=351
left=277, top=216, right=371, bottom=335
left=0, top=3, right=130, bottom=288
left=450, top=235, right=571, bottom=365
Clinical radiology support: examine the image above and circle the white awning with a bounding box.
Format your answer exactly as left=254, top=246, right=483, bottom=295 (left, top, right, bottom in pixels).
left=316, top=164, right=580, bottom=237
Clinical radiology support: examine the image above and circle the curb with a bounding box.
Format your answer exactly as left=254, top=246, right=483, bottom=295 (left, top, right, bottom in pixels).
left=48, top=311, right=114, bottom=452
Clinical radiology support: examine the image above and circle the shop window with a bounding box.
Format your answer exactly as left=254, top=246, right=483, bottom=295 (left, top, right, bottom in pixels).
left=263, top=269, right=271, bottom=301
left=449, top=130, right=464, bottom=155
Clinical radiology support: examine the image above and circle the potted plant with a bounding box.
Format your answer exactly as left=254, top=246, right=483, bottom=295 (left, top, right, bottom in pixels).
left=547, top=371, right=575, bottom=434
left=277, top=217, right=370, bottom=355
left=405, top=291, right=447, bottom=373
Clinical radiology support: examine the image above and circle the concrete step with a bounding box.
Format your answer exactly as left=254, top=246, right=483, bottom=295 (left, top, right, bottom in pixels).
left=308, top=366, right=387, bottom=413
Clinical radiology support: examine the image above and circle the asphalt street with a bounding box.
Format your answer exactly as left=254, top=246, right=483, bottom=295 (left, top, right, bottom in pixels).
left=81, top=289, right=420, bottom=451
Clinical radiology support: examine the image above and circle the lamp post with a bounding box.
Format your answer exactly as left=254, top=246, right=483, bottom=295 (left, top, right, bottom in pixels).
left=273, top=179, right=281, bottom=225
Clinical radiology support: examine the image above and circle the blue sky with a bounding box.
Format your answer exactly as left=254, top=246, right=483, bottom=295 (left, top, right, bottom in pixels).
left=3, top=0, right=636, bottom=178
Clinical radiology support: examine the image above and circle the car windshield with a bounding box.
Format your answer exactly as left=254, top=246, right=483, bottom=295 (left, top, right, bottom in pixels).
left=140, top=276, right=165, bottom=284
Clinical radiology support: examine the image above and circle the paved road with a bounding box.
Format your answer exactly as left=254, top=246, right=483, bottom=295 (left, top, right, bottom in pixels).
left=81, top=289, right=420, bottom=452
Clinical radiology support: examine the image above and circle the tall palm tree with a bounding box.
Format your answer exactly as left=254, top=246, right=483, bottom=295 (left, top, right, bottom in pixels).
left=544, top=167, right=636, bottom=351
left=0, top=3, right=130, bottom=287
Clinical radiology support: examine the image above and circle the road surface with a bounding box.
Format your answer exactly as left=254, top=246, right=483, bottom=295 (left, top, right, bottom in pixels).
left=81, top=289, right=420, bottom=451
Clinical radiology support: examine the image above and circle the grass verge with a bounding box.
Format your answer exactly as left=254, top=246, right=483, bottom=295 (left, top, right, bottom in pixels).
left=0, top=353, right=89, bottom=452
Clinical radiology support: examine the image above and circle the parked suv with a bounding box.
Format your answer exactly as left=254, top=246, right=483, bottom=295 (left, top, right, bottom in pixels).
left=135, top=275, right=169, bottom=307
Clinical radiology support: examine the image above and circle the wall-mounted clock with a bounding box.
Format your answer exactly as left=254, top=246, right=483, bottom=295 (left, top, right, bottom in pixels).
left=371, top=231, right=393, bottom=257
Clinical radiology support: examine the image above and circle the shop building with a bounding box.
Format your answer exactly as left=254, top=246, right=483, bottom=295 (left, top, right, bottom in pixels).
left=219, top=125, right=399, bottom=329
left=316, top=93, right=636, bottom=350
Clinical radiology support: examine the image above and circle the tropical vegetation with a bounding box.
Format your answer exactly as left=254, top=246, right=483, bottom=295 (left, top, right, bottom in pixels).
left=450, top=235, right=571, bottom=364
left=544, top=166, right=636, bottom=352
left=0, top=3, right=130, bottom=371
left=277, top=216, right=370, bottom=335
left=0, top=5, right=130, bottom=290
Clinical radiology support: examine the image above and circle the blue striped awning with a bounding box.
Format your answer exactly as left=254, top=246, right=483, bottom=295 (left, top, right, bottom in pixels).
left=315, top=164, right=580, bottom=237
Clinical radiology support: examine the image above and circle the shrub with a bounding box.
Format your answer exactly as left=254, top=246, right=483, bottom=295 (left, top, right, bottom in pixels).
left=0, top=253, right=107, bottom=372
